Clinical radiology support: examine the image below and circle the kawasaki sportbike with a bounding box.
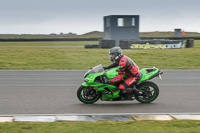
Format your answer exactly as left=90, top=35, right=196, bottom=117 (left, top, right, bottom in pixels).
left=77, top=64, right=163, bottom=104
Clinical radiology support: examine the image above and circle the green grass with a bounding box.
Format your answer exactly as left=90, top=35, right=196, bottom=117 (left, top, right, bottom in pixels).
left=0, top=41, right=199, bottom=70
left=0, top=121, right=200, bottom=133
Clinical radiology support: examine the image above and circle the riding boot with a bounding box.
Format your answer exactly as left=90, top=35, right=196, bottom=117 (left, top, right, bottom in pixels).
left=120, top=89, right=135, bottom=100
left=132, top=88, right=139, bottom=93
left=118, top=89, right=127, bottom=99
left=112, top=87, right=119, bottom=91
left=132, top=88, right=143, bottom=95
left=121, top=89, right=127, bottom=93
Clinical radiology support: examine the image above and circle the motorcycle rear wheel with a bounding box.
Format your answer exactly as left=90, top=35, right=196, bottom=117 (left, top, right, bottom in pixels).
left=135, top=81, right=159, bottom=103
left=77, top=85, right=100, bottom=104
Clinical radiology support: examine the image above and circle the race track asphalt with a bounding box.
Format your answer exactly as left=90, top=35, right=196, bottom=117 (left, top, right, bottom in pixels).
left=0, top=70, right=200, bottom=114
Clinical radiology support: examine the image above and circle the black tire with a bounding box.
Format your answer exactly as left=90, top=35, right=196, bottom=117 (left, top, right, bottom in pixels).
left=77, top=85, right=100, bottom=104
left=135, top=81, right=159, bottom=103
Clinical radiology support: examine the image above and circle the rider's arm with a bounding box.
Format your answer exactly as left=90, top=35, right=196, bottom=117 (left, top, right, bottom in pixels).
left=104, top=62, right=119, bottom=70
left=110, top=60, right=126, bottom=83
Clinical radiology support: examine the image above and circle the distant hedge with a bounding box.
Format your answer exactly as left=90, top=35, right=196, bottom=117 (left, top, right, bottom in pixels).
left=0, top=37, right=199, bottom=42
left=0, top=38, right=101, bottom=42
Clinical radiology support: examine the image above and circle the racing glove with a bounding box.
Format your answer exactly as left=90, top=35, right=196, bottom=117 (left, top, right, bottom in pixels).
left=103, top=66, right=108, bottom=70
left=103, top=76, right=111, bottom=84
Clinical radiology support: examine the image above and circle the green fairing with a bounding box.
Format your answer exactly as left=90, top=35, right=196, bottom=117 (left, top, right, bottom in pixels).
left=106, top=68, right=119, bottom=79
left=101, top=90, right=120, bottom=101
left=82, top=81, right=117, bottom=92
left=84, top=72, right=104, bottom=84
left=138, top=68, right=159, bottom=82
left=82, top=66, right=160, bottom=101
left=106, top=67, right=128, bottom=80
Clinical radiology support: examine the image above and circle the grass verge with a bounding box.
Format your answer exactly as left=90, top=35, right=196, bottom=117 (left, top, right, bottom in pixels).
left=0, top=121, right=200, bottom=133
left=0, top=41, right=199, bottom=69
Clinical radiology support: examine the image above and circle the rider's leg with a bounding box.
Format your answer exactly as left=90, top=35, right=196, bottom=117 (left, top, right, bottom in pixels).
left=119, top=76, right=138, bottom=93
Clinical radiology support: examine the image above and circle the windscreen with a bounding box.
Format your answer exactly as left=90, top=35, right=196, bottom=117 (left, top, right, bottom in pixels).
left=92, top=64, right=104, bottom=73
left=84, top=64, right=104, bottom=78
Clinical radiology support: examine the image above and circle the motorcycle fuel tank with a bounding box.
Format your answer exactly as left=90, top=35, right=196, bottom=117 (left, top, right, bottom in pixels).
left=105, top=67, right=119, bottom=79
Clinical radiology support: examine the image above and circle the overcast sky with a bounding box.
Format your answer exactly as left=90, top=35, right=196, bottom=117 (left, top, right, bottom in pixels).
left=0, top=0, right=199, bottom=34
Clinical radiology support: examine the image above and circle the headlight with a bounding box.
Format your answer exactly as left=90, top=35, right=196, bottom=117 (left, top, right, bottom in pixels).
left=84, top=78, right=90, bottom=82
left=84, top=77, right=92, bottom=83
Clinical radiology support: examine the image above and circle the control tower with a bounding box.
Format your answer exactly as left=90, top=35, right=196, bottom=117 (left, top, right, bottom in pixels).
left=103, top=15, right=139, bottom=47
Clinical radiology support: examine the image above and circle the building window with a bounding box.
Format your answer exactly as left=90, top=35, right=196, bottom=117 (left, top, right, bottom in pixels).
left=118, top=18, right=124, bottom=27
left=132, top=18, right=135, bottom=26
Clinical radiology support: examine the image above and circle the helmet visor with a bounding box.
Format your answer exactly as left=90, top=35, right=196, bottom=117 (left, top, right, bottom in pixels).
left=109, top=54, right=115, bottom=62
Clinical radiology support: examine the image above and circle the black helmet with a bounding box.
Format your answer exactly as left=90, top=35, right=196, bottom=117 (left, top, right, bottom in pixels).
left=109, top=47, right=122, bottom=62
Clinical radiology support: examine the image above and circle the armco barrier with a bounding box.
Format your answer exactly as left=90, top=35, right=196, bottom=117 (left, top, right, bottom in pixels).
left=85, top=44, right=99, bottom=48
left=97, top=38, right=195, bottom=49
left=1, top=114, right=200, bottom=122
left=120, top=39, right=187, bottom=49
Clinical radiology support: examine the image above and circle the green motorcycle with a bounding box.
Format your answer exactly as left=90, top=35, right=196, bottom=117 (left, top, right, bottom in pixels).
left=77, top=64, right=163, bottom=104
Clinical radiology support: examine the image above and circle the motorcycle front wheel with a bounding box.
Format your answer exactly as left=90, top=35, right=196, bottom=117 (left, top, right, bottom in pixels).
left=77, top=85, right=100, bottom=104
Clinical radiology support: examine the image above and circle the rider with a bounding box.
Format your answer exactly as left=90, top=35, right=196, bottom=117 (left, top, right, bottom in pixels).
left=103, top=47, right=141, bottom=93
